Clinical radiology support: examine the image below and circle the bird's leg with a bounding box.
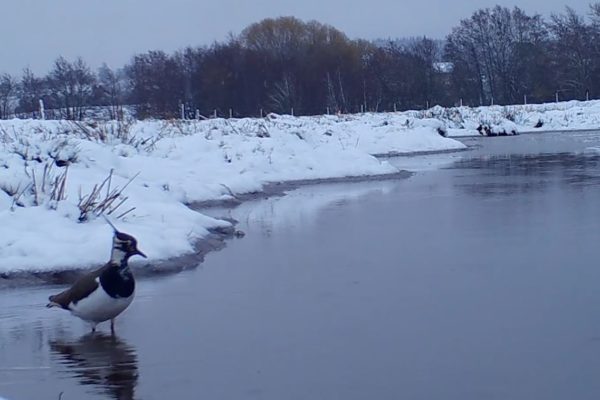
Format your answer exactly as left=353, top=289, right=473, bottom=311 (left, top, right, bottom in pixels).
left=91, top=323, right=97, bottom=333
left=111, top=318, right=115, bottom=335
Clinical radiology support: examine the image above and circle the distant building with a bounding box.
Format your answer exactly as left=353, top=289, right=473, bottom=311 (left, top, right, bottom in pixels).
left=433, top=62, right=454, bottom=74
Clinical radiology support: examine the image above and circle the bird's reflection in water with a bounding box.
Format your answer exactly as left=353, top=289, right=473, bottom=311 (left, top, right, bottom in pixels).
left=50, top=333, right=138, bottom=400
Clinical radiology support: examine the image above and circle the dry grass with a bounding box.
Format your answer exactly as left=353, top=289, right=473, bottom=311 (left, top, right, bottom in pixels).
left=77, top=169, right=139, bottom=222
left=68, top=120, right=162, bottom=152
left=30, top=162, right=68, bottom=208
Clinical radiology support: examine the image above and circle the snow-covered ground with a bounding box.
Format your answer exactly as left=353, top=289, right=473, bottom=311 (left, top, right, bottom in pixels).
left=1, top=100, right=599, bottom=274
left=417, top=100, right=600, bottom=137
left=0, top=114, right=461, bottom=273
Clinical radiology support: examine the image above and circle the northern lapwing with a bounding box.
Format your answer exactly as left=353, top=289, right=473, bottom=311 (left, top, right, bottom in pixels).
left=47, top=228, right=146, bottom=333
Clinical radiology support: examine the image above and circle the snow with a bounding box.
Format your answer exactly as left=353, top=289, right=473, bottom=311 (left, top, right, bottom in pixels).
left=1, top=99, right=599, bottom=274
left=0, top=114, right=461, bottom=273
left=420, top=100, right=600, bottom=136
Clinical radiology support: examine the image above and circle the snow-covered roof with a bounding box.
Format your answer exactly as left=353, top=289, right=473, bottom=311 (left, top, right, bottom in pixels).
left=433, top=62, right=454, bottom=73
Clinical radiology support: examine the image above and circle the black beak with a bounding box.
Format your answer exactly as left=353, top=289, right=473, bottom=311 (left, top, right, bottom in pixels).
left=134, top=248, right=147, bottom=258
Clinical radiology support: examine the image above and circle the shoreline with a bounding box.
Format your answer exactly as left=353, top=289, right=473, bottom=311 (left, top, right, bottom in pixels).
left=0, top=170, right=415, bottom=288
left=519, top=127, right=600, bottom=135
left=189, top=170, right=413, bottom=208
left=11, top=124, right=600, bottom=289
left=0, top=225, right=235, bottom=289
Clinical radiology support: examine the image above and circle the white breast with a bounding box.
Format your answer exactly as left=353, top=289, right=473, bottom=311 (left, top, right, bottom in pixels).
left=69, top=279, right=134, bottom=323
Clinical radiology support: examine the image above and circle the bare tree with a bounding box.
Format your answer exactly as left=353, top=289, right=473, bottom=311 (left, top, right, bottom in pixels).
left=125, top=50, right=185, bottom=118
left=17, top=68, right=46, bottom=116
left=98, top=63, right=125, bottom=120
left=269, top=74, right=298, bottom=114
left=549, top=7, right=596, bottom=98
left=0, top=73, right=18, bottom=119
left=48, top=56, right=96, bottom=120
left=445, top=6, right=548, bottom=105
left=6, top=12, right=594, bottom=119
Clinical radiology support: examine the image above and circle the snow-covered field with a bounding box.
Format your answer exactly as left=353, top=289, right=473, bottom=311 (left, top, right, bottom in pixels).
left=419, top=100, right=600, bottom=137
left=0, top=113, right=461, bottom=273
left=1, top=100, right=599, bottom=274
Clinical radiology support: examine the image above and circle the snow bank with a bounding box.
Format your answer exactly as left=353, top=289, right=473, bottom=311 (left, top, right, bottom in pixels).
left=3, top=100, right=597, bottom=274
left=419, top=100, right=600, bottom=136
left=0, top=114, right=463, bottom=273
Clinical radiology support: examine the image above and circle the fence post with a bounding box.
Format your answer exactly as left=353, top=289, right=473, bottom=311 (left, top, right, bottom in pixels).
left=555, top=91, right=559, bottom=103
left=459, top=98, right=463, bottom=107
left=180, top=104, right=185, bottom=120
left=39, top=99, right=45, bottom=120
left=291, top=107, right=294, bottom=116
left=195, top=109, right=200, bottom=120
left=229, top=108, right=233, bottom=118
left=213, top=109, right=217, bottom=118
left=524, top=95, right=527, bottom=105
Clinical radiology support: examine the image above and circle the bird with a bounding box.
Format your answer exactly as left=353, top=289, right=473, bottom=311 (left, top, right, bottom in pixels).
left=47, top=227, right=146, bottom=334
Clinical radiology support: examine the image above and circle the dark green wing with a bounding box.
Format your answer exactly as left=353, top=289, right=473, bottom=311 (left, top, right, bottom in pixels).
left=48, top=264, right=109, bottom=309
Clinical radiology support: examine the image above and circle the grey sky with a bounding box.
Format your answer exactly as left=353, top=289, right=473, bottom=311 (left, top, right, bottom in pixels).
left=0, top=0, right=592, bottom=75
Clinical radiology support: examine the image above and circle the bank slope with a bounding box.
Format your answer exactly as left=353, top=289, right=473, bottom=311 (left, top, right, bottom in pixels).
left=0, top=114, right=463, bottom=273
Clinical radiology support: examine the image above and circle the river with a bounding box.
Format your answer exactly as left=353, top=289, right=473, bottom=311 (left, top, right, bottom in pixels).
left=2, top=131, right=600, bottom=399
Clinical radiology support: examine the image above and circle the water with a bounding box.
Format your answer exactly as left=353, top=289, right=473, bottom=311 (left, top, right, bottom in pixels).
left=3, top=132, right=600, bottom=399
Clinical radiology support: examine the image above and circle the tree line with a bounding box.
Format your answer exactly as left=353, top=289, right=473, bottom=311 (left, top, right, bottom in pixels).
left=1, top=4, right=600, bottom=120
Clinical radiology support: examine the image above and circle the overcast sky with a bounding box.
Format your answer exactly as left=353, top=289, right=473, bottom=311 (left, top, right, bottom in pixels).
left=0, top=0, right=592, bottom=75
